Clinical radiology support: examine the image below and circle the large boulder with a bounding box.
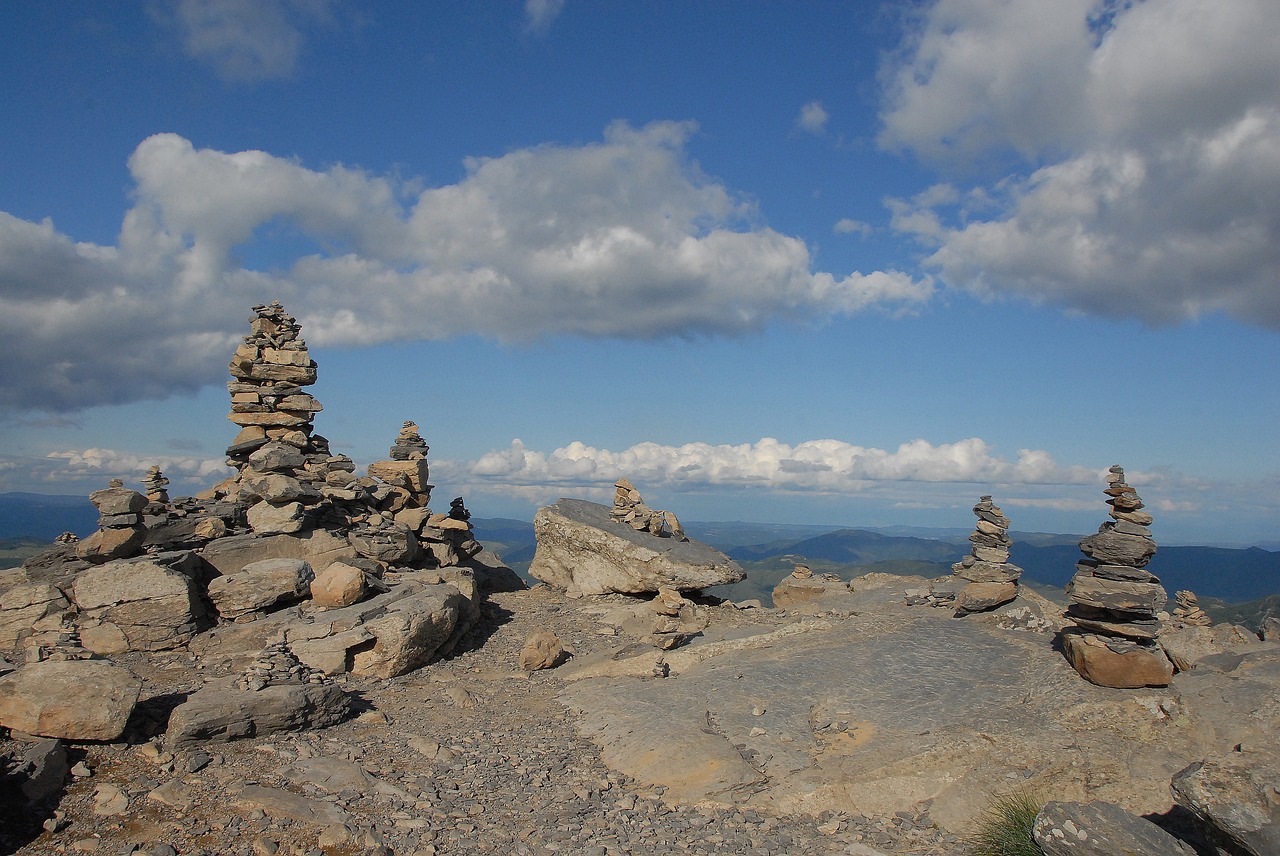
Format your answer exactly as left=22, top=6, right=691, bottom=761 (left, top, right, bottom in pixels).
left=72, top=560, right=209, bottom=651
left=0, top=583, right=70, bottom=650
left=1061, top=631, right=1173, bottom=688
left=1171, top=745, right=1280, bottom=856
left=208, top=558, right=314, bottom=619
left=529, top=499, right=744, bottom=596
left=350, top=584, right=470, bottom=678
left=165, top=680, right=352, bottom=749
left=0, top=659, right=141, bottom=741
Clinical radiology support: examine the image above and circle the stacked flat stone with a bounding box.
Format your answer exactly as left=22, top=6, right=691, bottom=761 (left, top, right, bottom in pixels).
left=237, top=641, right=331, bottom=692
left=221, top=302, right=354, bottom=534
left=1172, top=590, right=1212, bottom=627
left=141, top=466, right=170, bottom=504
left=54, top=532, right=78, bottom=544
left=420, top=498, right=484, bottom=567
left=610, top=478, right=664, bottom=534
left=1063, top=465, right=1173, bottom=687
left=390, top=421, right=429, bottom=461
left=948, top=496, right=1023, bottom=613
left=75, top=479, right=148, bottom=564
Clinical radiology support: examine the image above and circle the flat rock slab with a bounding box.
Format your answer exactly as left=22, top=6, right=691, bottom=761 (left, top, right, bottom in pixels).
left=530, top=499, right=744, bottom=595
left=233, top=784, right=349, bottom=827
left=1172, top=744, right=1280, bottom=856
left=1033, top=800, right=1196, bottom=855
left=0, top=659, right=141, bottom=741
left=562, top=579, right=1276, bottom=833
left=165, top=680, right=353, bottom=748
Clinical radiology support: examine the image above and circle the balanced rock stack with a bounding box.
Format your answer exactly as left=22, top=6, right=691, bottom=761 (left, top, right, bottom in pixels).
left=1172, top=590, right=1212, bottom=627
left=389, top=420, right=429, bottom=460
left=221, top=302, right=348, bottom=534
left=609, top=478, right=686, bottom=541
left=1062, top=465, right=1173, bottom=688
left=419, top=497, right=484, bottom=567
left=947, top=496, right=1023, bottom=613
left=141, top=466, right=170, bottom=505
left=75, top=479, right=148, bottom=564
left=236, top=641, right=332, bottom=692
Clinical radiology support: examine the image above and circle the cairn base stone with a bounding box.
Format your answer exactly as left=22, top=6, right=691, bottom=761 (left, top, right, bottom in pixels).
left=1062, top=631, right=1173, bottom=688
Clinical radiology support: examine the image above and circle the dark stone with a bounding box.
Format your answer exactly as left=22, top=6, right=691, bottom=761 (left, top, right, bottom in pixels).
left=1032, top=800, right=1195, bottom=855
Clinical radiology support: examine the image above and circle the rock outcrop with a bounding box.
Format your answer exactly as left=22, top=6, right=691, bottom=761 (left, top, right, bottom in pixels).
left=1172, top=744, right=1280, bottom=856
left=529, top=497, right=743, bottom=596
left=1062, top=465, right=1173, bottom=687
left=1032, top=800, right=1195, bottom=855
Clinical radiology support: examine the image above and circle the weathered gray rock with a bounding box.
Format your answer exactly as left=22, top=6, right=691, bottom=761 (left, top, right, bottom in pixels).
left=88, top=486, right=148, bottom=516
left=1171, top=745, right=1280, bottom=856
left=1032, top=800, right=1195, bottom=855
left=1079, top=525, right=1157, bottom=567
left=72, top=560, right=208, bottom=650
left=530, top=499, right=744, bottom=595
left=0, top=659, right=141, bottom=741
left=348, top=583, right=469, bottom=678
left=165, top=680, right=352, bottom=748
left=0, top=583, right=70, bottom=650
left=348, top=521, right=419, bottom=565
left=200, top=530, right=356, bottom=577
left=246, top=500, right=306, bottom=534
left=207, top=558, right=313, bottom=619
left=232, top=784, right=349, bottom=827
left=772, top=570, right=849, bottom=608
left=15, top=738, right=69, bottom=804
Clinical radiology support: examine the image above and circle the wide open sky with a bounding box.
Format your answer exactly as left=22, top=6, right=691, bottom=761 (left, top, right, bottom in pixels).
left=1, top=1, right=1277, bottom=544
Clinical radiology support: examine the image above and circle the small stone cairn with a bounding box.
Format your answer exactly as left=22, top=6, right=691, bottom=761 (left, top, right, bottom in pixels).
left=951, top=496, right=1023, bottom=613
left=237, top=641, right=333, bottom=692
left=1062, top=465, right=1173, bottom=687
left=609, top=478, right=687, bottom=541
left=141, top=466, right=170, bottom=505
left=1172, top=590, right=1212, bottom=627
left=75, top=478, right=148, bottom=564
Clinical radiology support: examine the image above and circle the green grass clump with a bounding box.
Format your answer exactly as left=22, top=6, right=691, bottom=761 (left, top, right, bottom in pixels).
left=966, top=789, right=1045, bottom=856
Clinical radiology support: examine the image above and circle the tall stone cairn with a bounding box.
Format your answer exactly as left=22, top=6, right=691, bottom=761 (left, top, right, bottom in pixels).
left=221, top=301, right=354, bottom=534
left=75, top=478, right=147, bottom=564
left=1062, top=465, right=1174, bottom=688
left=950, top=495, right=1023, bottom=613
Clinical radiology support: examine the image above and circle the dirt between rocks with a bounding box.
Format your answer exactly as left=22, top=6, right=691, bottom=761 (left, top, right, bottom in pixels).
left=2, top=585, right=958, bottom=856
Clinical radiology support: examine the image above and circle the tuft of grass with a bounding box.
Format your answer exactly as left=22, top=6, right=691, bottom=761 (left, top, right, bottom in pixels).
left=966, top=789, right=1045, bottom=856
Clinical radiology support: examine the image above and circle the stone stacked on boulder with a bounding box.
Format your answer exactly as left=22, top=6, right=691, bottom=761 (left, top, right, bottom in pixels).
left=608, top=478, right=687, bottom=541
left=1062, top=465, right=1173, bottom=688
left=75, top=479, right=148, bottom=564
left=236, top=640, right=332, bottom=692
left=389, top=420, right=429, bottom=460
left=1172, top=590, right=1212, bottom=627
left=936, top=496, right=1024, bottom=613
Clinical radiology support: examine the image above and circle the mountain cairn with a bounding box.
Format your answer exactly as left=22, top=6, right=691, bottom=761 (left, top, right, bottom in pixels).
left=530, top=487, right=743, bottom=596
left=1062, top=465, right=1174, bottom=688
left=75, top=479, right=148, bottom=564
left=1172, top=590, right=1212, bottom=627
left=773, top=563, right=851, bottom=608
left=949, top=495, right=1023, bottom=613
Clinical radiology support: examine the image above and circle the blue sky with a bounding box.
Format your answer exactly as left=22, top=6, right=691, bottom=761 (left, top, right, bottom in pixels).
left=1, top=0, right=1277, bottom=545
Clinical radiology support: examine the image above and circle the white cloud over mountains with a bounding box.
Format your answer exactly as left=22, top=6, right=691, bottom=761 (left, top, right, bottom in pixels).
left=881, top=0, right=1280, bottom=328
left=0, top=122, right=930, bottom=412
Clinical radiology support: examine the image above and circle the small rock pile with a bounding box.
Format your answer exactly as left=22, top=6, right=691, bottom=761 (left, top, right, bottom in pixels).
left=141, top=466, right=170, bottom=505
left=237, top=641, right=333, bottom=692
left=947, top=495, right=1023, bottom=613
left=1062, top=465, right=1173, bottom=688
left=1172, top=590, right=1212, bottom=627
left=608, top=478, right=686, bottom=541
left=389, top=419, right=429, bottom=460
left=76, top=479, right=148, bottom=564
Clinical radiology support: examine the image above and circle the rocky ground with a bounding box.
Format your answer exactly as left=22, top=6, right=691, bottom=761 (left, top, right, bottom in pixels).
left=1, top=585, right=959, bottom=856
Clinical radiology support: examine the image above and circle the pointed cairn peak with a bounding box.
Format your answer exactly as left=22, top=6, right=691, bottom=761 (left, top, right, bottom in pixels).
left=1172, top=590, right=1212, bottom=627
left=930, top=495, right=1023, bottom=614
left=390, top=420, right=430, bottom=461
left=141, top=465, right=170, bottom=504
left=1062, top=464, right=1173, bottom=688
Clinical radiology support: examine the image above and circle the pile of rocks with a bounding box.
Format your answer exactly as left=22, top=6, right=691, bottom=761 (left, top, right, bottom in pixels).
left=946, top=495, right=1023, bottom=613
left=141, top=466, right=169, bottom=505
left=236, top=641, right=332, bottom=692
left=388, top=419, right=429, bottom=460
left=75, top=479, right=147, bottom=564
left=608, top=478, right=686, bottom=540
left=1062, top=465, right=1173, bottom=688
left=1172, top=590, right=1212, bottom=627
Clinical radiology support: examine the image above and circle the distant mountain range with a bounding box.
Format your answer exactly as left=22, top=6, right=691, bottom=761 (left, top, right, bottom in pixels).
left=4, top=494, right=1277, bottom=608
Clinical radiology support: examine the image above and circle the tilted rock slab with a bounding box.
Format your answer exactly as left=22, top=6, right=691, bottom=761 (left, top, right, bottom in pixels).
left=165, top=679, right=353, bottom=749
left=1032, top=800, right=1195, bottom=855
left=1172, top=744, right=1280, bottom=856
left=530, top=498, right=744, bottom=595
left=0, top=659, right=141, bottom=741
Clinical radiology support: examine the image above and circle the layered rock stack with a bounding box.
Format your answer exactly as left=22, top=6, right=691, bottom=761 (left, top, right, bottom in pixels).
left=1062, top=465, right=1173, bottom=688
left=236, top=641, right=333, bottom=692
left=949, top=496, right=1023, bottom=613
left=141, top=466, right=170, bottom=505
left=609, top=478, right=686, bottom=541
left=75, top=479, right=147, bottom=564
left=221, top=301, right=355, bottom=534
left=1172, top=590, right=1212, bottom=627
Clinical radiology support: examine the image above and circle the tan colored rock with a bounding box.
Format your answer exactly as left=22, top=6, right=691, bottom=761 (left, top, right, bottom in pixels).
left=72, top=560, right=208, bottom=651
left=246, top=500, right=306, bottom=534
left=208, top=558, right=313, bottom=619
left=519, top=631, right=568, bottom=671
left=1062, top=631, right=1173, bottom=688
left=955, top=581, right=1018, bottom=613
left=367, top=459, right=431, bottom=493
left=0, top=583, right=70, bottom=650
left=78, top=621, right=130, bottom=655
left=75, top=527, right=145, bottom=564
left=350, top=585, right=469, bottom=679
left=309, top=561, right=367, bottom=608
left=0, top=659, right=141, bottom=741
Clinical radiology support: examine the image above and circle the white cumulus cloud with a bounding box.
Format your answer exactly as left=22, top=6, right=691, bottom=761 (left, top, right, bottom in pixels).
left=797, top=101, right=830, bottom=135
left=524, top=0, right=566, bottom=35
left=0, top=122, right=931, bottom=412
left=881, top=0, right=1280, bottom=328
left=168, top=0, right=337, bottom=82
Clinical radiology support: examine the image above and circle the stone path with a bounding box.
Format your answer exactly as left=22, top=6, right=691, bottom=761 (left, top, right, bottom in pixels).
left=3, top=586, right=956, bottom=856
